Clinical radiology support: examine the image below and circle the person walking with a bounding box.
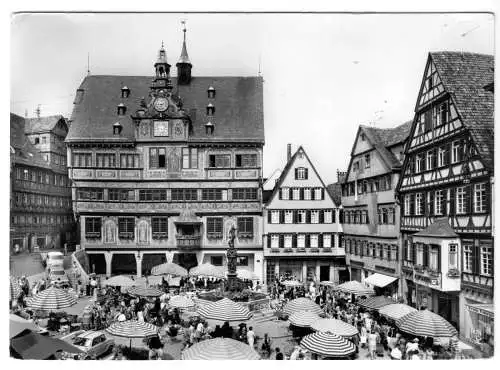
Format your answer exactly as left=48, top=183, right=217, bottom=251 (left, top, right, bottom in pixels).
left=275, top=347, right=284, bottom=360
left=367, top=330, right=379, bottom=360
left=247, top=326, right=255, bottom=348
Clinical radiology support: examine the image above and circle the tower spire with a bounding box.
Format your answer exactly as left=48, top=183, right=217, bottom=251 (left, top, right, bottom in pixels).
left=176, top=20, right=193, bottom=85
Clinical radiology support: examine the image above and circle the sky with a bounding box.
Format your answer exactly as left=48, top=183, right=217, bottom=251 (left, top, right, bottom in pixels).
left=10, top=13, right=494, bottom=184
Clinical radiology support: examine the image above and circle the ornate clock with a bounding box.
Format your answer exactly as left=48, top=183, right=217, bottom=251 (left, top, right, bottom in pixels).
left=154, top=97, right=168, bottom=112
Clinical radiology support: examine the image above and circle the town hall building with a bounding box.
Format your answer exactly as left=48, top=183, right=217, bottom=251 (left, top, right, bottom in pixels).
left=66, top=28, right=265, bottom=280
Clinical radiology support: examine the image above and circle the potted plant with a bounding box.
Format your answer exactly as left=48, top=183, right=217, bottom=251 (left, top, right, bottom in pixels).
left=447, top=268, right=460, bottom=278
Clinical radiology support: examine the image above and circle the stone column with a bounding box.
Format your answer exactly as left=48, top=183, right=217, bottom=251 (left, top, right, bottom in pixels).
left=135, top=252, right=142, bottom=278
left=253, top=251, right=264, bottom=283
left=104, top=252, right=113, bottom=277
left=274, top=260, right=279, bottom=278
left=315, top=261, right=321, bottom=282
left=165, top=251, right=174, bottom=264
left=302, top=261, right=307, bottom=282
left=329, top=265, right=335, bottom=283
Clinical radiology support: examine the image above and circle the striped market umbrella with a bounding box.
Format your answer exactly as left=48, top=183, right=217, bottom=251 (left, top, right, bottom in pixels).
left=357, top=296, right=396, bottom=310
left=169, top=295, right=195, bottom=309
left=106, top=320, right=158, bottom=350
left=282, top=280, right=303, bottom=287
left=102, top=275, right=139, bottom=287
left=151, top=262, right=188, bottom=277
left=198, top=298, right=252, bottom=322
left=379, top=304, right=417, bottom=321
left=283, top=298, right=323, bottom=316
left=310, top=318, right=359, bottom=338
left=26, top=287, right=77, bottom=311
left=181, top=337, right=260, bottom=360
left=395, top=310, right=458, bottom=338
left=319, top=281, right=336, bottom=287
left=127, top=286, right=164, bottom=297
left=300, top=332, right=356, bottom=358
left=334, top=281, right=375, bottom=296
left=288, top=310, right=320, bottom=328
left=10, top=277, right=22, bottom=300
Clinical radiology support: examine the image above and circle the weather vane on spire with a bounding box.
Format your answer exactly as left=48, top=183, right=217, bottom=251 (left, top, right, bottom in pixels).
left=161, top=40, right=164, bottom=48
left=181, top=19, right=187, bottom=41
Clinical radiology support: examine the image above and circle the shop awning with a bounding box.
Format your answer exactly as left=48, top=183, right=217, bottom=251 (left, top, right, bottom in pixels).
left=466, top=303, right=494, bottom=319
left=364, top=273, right=398, bottom=288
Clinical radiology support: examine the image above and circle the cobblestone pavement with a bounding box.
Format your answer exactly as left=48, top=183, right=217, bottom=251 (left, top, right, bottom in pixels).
left=10, top=251, right=72, bottom=277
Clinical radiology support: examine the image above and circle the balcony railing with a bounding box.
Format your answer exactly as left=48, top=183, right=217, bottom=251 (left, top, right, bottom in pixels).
left=176, top=235, right=201, bottom=249
left=266, top=247, right=344, bottom=255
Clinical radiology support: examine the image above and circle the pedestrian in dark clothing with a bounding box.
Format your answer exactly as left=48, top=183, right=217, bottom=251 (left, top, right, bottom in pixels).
left=275, top=347, right=284, bottom=360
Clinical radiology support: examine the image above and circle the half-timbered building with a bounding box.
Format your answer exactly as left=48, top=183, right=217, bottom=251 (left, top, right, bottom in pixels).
left=341, top=121, right=411, bottom=299
left=397, top=52, right=494, bottom=340
left=263, top=145, right=346, bottom=285
left=66, top=29, right=265, bottom=281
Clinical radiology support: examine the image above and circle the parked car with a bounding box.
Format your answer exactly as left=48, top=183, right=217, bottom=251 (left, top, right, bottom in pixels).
left=64, top=330, right=114, bottom=359
left=49, top=267, right=70, bottom=288
left=45, top=251, right=65, bottom=269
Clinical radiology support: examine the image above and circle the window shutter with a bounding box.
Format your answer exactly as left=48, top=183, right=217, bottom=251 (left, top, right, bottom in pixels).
left=311, top=188, right=315, bottom=200
left=437, top=246, right=441, bottom=272
left=306, top=210, right=311, bottom=224
left=319, top=210, right=324, bottom=224
left=360, top=242, right=364, bottom=257
left=305, top=234, right=310, bottom=248
left=465, top=185, right=472, bottom=214
left=279, top=235, right=284, bottom=248
left=279, top=210, right=284, bottom=224
left=449, top=188, right=455, bottom=215
left=319, top=234, right=323, bottom=248
left=445, top=144, right=451, bottom=165
left=473, top=242, right=480, bottom=274
left=292, top=234, right=297, bottom=248
left=293, top=210, right=298, bottom=223
left=423, top=244, right=428, bottom=267
left=279, top=188, right=282, bottom=200
left=412, top=243, right=417, bottom=263
left=267, top=210, right=272, bottom=224
left=267, top=234, right=271, bottom=248
left=338, top=210, right=343, bottom=223
left=321, top=188, right=325, bottom=199
left=294, top=168, right=298, bottom=179
left=300, top=188, right=304, bottom=200
left=332, top=209, right=336, bottom=223
left=410, top=194, right=415, bottom=215
left=403, top=241, right=407, bottom=261
left=305, top=168, right=309, bottom=179
left=428, top=191, right=434, bottom=216
left=395, top=247, right=399, bottom=262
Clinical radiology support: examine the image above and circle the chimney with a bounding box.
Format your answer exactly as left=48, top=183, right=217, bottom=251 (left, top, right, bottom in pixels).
left=287, top=144, right=292, bottom=162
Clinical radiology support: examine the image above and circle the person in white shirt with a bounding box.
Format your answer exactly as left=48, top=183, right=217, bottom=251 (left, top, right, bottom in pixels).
left=390, top=346, right=402, bottom=360
left=117, top=313, right=126, bottom=322
left=247, top=326, right=255, bottom=348
left=406, top=338, right=419, bottom=353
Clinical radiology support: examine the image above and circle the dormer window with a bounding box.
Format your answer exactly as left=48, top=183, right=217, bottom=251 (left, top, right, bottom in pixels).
left=206, top=103, right=215, bottom=116
left=205, top=121, right=215, bottom=135
left=113, top=122, right=122, bottom=136
left=117, top=103, right=126, bottom=115
left=121, top=86, right=130, bottom=98
left=208, top=86, right=216, bottom=99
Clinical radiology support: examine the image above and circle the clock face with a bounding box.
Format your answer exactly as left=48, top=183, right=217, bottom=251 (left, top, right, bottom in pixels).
left=153, top=121, right=169, bottom=137
left=154, top=97, right=168, bottom=112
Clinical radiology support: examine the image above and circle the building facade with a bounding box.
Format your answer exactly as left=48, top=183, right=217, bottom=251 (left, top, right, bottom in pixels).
left=10, top=113, right=74, bottom=252
left=66, top=32, right=265, bottom=280
left=397, top=52, right=494, bottom=341
left=263, top=145, right=345, bottom=285
left=341, top=121, right=411, bottom=299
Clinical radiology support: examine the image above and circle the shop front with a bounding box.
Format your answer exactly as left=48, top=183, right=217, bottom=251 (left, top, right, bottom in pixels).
left=462, top=300, right=494, bottom=355
left=364, top=271, right=399, bottom=300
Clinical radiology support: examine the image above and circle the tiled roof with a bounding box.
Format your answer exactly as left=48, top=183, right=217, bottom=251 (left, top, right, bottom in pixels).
left=414, top=217, right=458, bottom=238
left=24, top=115, right=65, bottom=134
left=360, top=120, right=412, bottom=169
left=430, top=52, right=494, bottom=169
left=326, top=182, right=342, bottom=205
left=10, top=113, right=51, bottom=169
left=67, top=75, right=264, bottom=143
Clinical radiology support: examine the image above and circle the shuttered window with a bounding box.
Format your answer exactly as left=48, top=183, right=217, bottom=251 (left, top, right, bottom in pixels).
left=152, top=217, right=168, bottom=239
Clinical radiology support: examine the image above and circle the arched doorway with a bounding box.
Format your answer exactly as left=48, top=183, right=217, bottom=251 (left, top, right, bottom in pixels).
left=142, top=254, right=166, bottom=275
left=88, top=254, right=106, bottom=275
left=111, top=254, right=136, bottom=275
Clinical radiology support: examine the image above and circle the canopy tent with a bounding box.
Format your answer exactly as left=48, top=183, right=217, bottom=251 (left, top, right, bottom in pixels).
left=364, top=273, right=398, bottom=288
left=288, top=311, right=321, bottom=328
left=319, top=281, right=336, bottom=287
left=189, top=263, right=226, bottom=279
left=106, top=320, right=159, bottom=349
left=378, top=304, right=417, bottom=321
left=357, top=295, right=396, bottom=310
left=334, top=281, right=375, bottom=296
left=101, top=275, right=139, bottom=287
left=168, top=295, right=195, bottom=309
left=10, top=315, right=40, bottom=339
left=300, top=332, right=356, bottom=358
left=283, top=298, right=323, bottom=316
left=197, top=298, right=252, bottom=322
left=10, top=329, right=84, bottom=359
left=235, top=269, right=259, bottom=281
left=310, top=318, right=359, bottom=338
left=151, top=262, right=188, bottom=277
left=181, top=337, right=260, bottom=360
left=127, top=286, right=164, bottom=297
left=396, top=309, right=458, bottom=338
left=26, top=287, right=77, bottom=311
